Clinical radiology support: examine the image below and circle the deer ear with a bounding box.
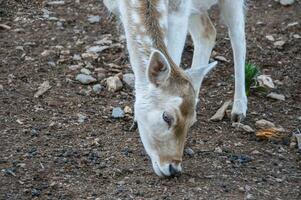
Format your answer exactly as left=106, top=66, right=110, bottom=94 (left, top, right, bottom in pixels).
left=147, top=50, right=171, bottom=86
left=186, top=61, right=218, bottom=92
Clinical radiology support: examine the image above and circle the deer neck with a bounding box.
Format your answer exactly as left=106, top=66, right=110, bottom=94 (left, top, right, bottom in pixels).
left=119, top=0, right=171, bottom=92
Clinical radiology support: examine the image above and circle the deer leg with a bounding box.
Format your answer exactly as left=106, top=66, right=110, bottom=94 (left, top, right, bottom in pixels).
left=188, top=12, right=216, bottom=96
left=219, top=0, right=247, bottom=122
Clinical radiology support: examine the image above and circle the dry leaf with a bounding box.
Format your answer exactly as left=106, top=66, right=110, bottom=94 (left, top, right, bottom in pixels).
left=256, top=128, right=282, bottom=141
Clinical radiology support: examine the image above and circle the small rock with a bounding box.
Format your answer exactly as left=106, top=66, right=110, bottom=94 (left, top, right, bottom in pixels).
left=185, top=148, right=195, bottom=156
left=255, top=119, right=275, bottom=129
left=210, top=100, right=232, bottom=121
left=279, top=0, right=295, bottom=6
left=106, top=76, right=123, bottom=92
left=87, top=15, right=101, bottom=24
left=0, top=24, right=11, bottom=30
left=273, top=40, right=285, bottom=47
left=69, top=65, right=81, bottom=70
left=293, top=34, right=301, bottom=39
left=41, top=50, right=55, bottom=57
left=112, top=107, right=125, bottom=119
left=297, top=116, right=301, bottom=121
left=257, top=75, right=275, bottom=89
left=81, top=52, right=98, bottom=59
left=0, top=84, right=3, bottom=91
left=86, top=46, right=109, bottom=53
left=214, top=55, right=228, bottom=62
left=47, top=1, right=65, bottom=5
left=73, top=54, right=81, bottom=61
left=77, top=113, right=87, bottom=123
left=97, top=73, right=106, bottom=81
left=232, top=122, right=255, bottom=133
left=34, top=81, right=51, bottom=98
left=251, top=150, right=260, bottom=155
left=80, top=68, right=91, bottom=75
left=287, top=21, right=298, bottom=27
left=214, top=147, right=223, bottom=153
left=265, top=35, right=275, bottom=41
left=124, top=106, right=133, bottom=114
left=123, top=73, right=135, bottom=89
left=93, top=84, right=102, bottom=94
left=117, top=180, right=125, bottom=185
left=31, top=188, right=40, bottom=197
left=267, top=92, right=285, bottom=101
left=75, top=74, right=97, bottom=84
left=188, top=178, right=195, bottom=184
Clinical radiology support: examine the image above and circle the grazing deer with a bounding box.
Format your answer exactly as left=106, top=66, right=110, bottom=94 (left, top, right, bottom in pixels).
left=104, top=0, right=247, bottom=176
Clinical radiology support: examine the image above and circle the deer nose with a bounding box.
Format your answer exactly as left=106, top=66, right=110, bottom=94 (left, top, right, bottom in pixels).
left=169, top=164, right=181, bottom=177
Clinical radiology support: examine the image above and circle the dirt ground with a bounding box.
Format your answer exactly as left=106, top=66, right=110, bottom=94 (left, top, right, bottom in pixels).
left=0, top=0, right=301, bottom=199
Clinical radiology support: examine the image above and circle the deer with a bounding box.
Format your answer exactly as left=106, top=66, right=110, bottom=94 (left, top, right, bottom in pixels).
left=104, top=0, right=247, bottom=177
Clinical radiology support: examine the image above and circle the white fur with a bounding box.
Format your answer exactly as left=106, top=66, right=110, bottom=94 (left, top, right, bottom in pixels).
left=105, top=0, right=247, bottom=176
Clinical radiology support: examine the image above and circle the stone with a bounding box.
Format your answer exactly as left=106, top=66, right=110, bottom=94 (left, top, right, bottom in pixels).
left=73, top=54, right=81, bottom=61
left=265, top=35, right=275, bottom=41
left=106, top=76, right=123, bottom=92
left=34, top=81, right=51, bottom=98
left=93, top=84, right=102, bottom=94
left=257, top=75, right=275, bottom=89
left=47, top=1, right=65, bottom=5
left=87, top=15, right=101, bottom=23
left=214, top=55, right=228, bottom=62
left=0, top=84, right=3, bottom=91
left=80, top=68, right=91, bottom=75
left=123, top=73, right=135, bottom=89
left=293, top=34, right=301, bottom=39
left=124, top=106, right=132, bottom=114
left=77, top=113, right=87, bottom=123
left=255, top=119, right=275, bottom=129
left=214, top=147, right=223, bottom=153
left=210, top=100, right=232, bottom=121
left=75, top=74, right=97, bottom=84
left=267, top=92, right=285, bottom=101
left=280, top=0, right=295, bottom=6
left=112, top=107, right=125, bottom=118
left=273, top=40, right=285, bottom=47
left=97, top=73, right=106, bottom=81
left=232, top=122, right=255, bottom=133
left=185, top=148, right=195, bottom=156
left=86, top=46, right=109, bottom=53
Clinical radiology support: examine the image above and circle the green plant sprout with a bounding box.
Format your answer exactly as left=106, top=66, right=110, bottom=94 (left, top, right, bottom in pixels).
left=245, top=62, right=260, bottom=96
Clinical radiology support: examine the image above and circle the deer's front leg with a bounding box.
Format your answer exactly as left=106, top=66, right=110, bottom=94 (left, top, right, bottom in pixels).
left=167, top=2, right=191, bottom=66
left=220, top=0, right=247, bottom=122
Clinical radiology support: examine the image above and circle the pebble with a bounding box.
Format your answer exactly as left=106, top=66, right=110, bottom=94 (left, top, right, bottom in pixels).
left=80, top=68, right=91, bottom=75
left=87, top=15, right=101, bottom=24
left=123, top=73, right=135, bottom=89
left=185, top=147, right=195, bottom=157
left=97, top=73, right=106, bottom=81
left=0, top=84, right=3, bottom=91
left=279, top=0, right=295, bottom=6
left=267, top=92, right=285, bottom=101
left=93, top=84, right=102, bottom=94
left=293, top=34, right=301, bottom=39
left=124, top=106, right=133, bottom=114
left=214, top=147, right=223, bottom=153
left=106, top=76, right=123, bottom=92
left=297, top=116, right=301, bottom=121
left=214, top=55, right=228, bottom=62
left=75, top=74, right=97, bottom=84
left=112, top=107, right=125, bottom=119
left=265, top=35, right=275, bottom=41
left=255, top=119, right=275, bottom=129
left=47, top=1, right=65, bottom=5
left=251, top=150, right=260, bottom=155
left=34, top=81, right=51, bottom=98
left=31, top=188, right=40, bottom=197
left=256, top=75, right=275, bottom=89
left=73, top=54, right=81, bottom=61
left=232, top=122, right=255, bottom=133
left=77, top=113, right=87, bottom=123
left=86, top=45, right=108, bottom=53
left=273, top=40, right=285, bottom=47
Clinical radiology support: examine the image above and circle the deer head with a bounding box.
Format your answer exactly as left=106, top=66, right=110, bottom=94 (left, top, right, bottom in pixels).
left=135, top=50, right=217, bottom=177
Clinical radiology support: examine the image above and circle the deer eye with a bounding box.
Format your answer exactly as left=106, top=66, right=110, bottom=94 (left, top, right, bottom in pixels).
left=162, top=112, right=173, bottom=127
